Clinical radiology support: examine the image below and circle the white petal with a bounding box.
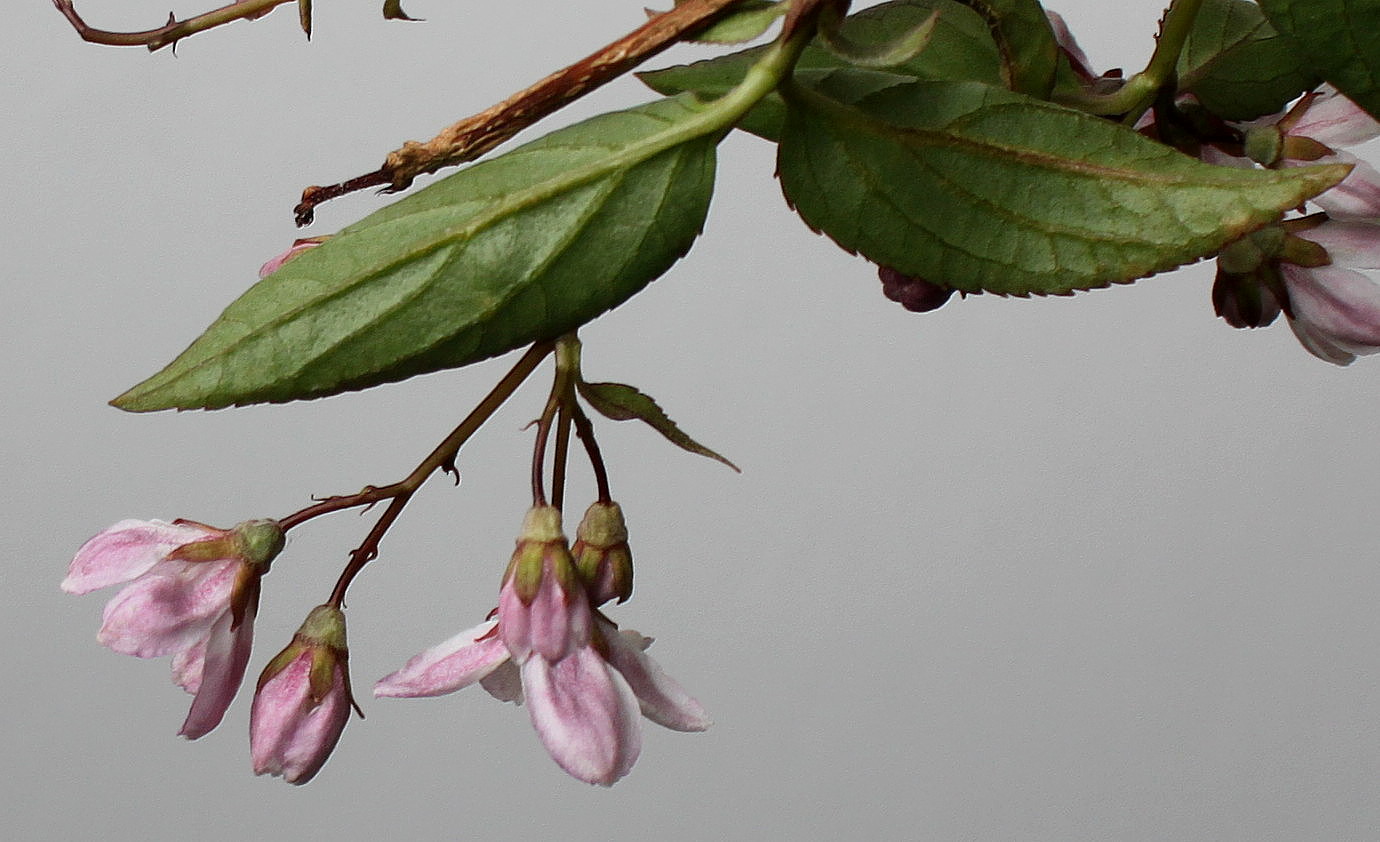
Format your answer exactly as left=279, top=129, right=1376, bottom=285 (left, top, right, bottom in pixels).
left=523, top=648, right=642, bottom=786
left=603, top=626, right=711, bottom=732
left=1306, top=153, right=1380, bottom=220
left=479, top=660, right=524, bottom=704
left=374, top=620, right=508, bottom=698
left=96, top=559, right=238, bottom=658
left=1296, top=221, right=1380, bottom=270
left=1282, top=262, right=1380, bottom=359
left=1291, top=85, right=1380, bottom=147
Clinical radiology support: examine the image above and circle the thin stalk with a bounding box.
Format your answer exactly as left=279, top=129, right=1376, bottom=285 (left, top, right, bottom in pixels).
left=52, top=0, right=292, bottom=51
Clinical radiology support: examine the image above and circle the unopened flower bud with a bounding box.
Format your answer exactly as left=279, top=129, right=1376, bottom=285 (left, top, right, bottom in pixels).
left=571, top=502, right=634, bottom=605
left=877, top=265, right=956, bottom=312
left=250, top=605, right=357, bottom=785
left=1213, top=264, right=1283, bottom=328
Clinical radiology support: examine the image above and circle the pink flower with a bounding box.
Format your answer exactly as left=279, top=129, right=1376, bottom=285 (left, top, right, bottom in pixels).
left=1280, top=221, right=1380, bottom=364
left=63, top=518, right=284, bottom=738
left=375, top=506, right=709, bottom=786
left=1267, top=86, right=1380, bottom=220
left=257, top=237, right=324, bottom=279
left=250, top=605, right=358, bottom=785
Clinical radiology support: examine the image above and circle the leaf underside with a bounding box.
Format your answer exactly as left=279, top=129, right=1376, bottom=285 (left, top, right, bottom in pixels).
left=116, top=98, right=718, bottom=411
left=1179, top=0, right=1318, bottom=121
left=777, top=75, right=1349, bottom=296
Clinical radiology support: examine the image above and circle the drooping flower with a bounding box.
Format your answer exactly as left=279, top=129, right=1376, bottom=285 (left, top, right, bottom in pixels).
left=63, top=518, right=284, bottom=738
left=250, top=604, right=358, bottom=785
left=375, top=505, right=709, bottom=786
left=1279, top=220, right=1380, bottom=364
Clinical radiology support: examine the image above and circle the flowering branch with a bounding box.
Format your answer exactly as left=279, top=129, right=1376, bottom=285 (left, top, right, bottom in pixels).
left=293, top=0, right=752, bottom=224
left=51, top=0, right=296, bottom=51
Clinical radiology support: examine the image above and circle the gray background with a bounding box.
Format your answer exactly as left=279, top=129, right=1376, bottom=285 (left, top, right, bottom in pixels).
left=6, top=1, right=1380, bottom=839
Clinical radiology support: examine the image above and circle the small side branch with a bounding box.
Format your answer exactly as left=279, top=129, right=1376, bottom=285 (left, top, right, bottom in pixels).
left=52, top=0, right=294, bottom=51
left=294, top=0, right=749, bottom=224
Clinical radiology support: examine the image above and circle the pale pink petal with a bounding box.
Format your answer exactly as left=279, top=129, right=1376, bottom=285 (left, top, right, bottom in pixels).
left=97, top=560, right=239, bottom=657
left=171, top=636, right=208, bottom=694
left=603, top=627, right=711, bottom=732
left=1044, top=10, right=1095, bottom=80
left=1296, top=221, right=1380, bottom=269
left=258, top=239, right=321, bottom=279
left=179, top=608, right=255, bottom=739
left=1282, top=262, right=1380, bottom=359
left=479, top=660, right=524, bottom=704
left=1295, top=152, right=1380, bottom=219
left=498, top=581, right=532, bottom=663
left=1291, top=85, right=1380, bottom=147
left=523, top=648, right=642, bottom=786
left=63, top=519, right=216, bottom=594
left=251, top=654, right=352, bottom=785
left=527, top=573, right=592, bottom=663
left=374, top=620, right=509, bottom=698
left=1288, top=315, right=1356, bottom=364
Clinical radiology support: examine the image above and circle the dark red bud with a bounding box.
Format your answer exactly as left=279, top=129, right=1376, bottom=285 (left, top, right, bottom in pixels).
left=878, top=266, right=956, bottom=313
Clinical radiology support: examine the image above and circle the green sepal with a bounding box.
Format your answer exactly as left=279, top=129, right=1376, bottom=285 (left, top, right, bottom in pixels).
left=776, top=72, right=1350, bottom=296
left=577, top=380, right=740, bottom=472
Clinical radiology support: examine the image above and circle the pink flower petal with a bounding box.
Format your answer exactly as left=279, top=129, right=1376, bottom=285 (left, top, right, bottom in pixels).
left=523, top=647, right=642, bottom=786
left=1290, top=85, right=1380, bottom=148
left=1044, top=10, right=1095, bottom=81
left=257, top=239, right=321, bottom=279
left=374, top=620, right=509, bottom=698
left=97, top=559, right=239, bottom=658
left=63, top=519, right=215, bottom=594
left=1300, top=152, right=1380, bottom=219
left=1282, top=262, right=1380, bottom=360
left=171, top=635, right=208, bottom=694
left=251, top=653, right=352, bottom=785
left=1297, top=221, right=1380, bottom=269
left=527, top=573, right=592, bottom=663
left=1288, top=315, right=1355, bottom=364
left=179, top=607, right=256, bottom=739
left=603, top=626, right=711, bottom=732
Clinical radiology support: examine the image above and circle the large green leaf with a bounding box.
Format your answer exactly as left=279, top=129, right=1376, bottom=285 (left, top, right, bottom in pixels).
left=115, top=98, right=717, bottom=411
left=1257, top=0, right=1380, bottom=120
left=777, top=73, right=1349, bottom=296
left=1179, top=0, right=1318, bottom=120
left=640, top=0, right=1004, bottom=141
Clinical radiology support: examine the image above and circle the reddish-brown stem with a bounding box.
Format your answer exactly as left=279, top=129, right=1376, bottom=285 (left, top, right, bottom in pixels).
left=571, top=403, right=613, bottom=504
left=294, top=0, right=750, bottom=224
left=52, top=0, right=292, bottom=51
left=278, top=341, right=553, bottom=533
left=551, top=403, right=573, bottom=511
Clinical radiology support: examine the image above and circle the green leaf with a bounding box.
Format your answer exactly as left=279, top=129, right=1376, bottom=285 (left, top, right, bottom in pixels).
left=953, top=0, right=1059, bottom=97
left=818, top=6, right=939, bottom=69
left=1257, top=0, right=1380, bottom=120
left=577, top=380, right=740, bottom=472
left=1178, top=0, right=1319, bottom=120
left=685, top=0, right=785, bottom=44
left=777, top=73, right=1349, bottom=296
left=640, top=0, right=1005, bottom=141
left=114, top=98, right=718, bottom=411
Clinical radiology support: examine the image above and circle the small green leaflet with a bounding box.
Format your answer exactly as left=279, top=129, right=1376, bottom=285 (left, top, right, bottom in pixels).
left=114, top=97, right=717, bottom=411
left=577, top=380, right=740, bottom=472
left=777, top=73, right=1349, bottom=296
left=1258, top=0, right=1380, bottom=121
left=1178, top=0, right=1318, bottom=120
left=685, top=0, right=785, bottom=44
left=641, top=0, right=1005, bottom=141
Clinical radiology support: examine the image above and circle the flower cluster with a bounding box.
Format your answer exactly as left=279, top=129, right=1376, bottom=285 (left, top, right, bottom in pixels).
left=376, top=503, right=709, bottom=786
left=1207, top=87, right=1380, bottom=364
